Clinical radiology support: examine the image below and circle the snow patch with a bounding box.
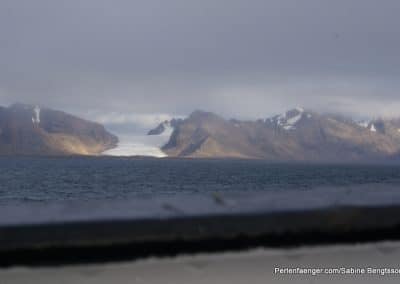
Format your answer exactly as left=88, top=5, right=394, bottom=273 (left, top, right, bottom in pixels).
left=286, top=113, right=302, bottom=125
left=283, top=125, right=295, bottom=130
left=32, top=106, right=41, bottom=124
left=356, top=120, right=378, bottom=132
left=370, top=124, right=377, bottom=132
left=357, top=121, right=369, bottom=128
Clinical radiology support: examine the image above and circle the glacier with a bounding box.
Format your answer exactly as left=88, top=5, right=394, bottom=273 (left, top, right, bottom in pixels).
left=103, top=126, right=173, bottom=157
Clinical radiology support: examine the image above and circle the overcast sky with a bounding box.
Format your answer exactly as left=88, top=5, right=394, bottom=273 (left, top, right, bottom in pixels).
left=1, top=0, right=400, bottom=129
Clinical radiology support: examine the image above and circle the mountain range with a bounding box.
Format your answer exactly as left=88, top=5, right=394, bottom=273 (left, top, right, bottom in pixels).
left=3, top=103, right=400, bottom=162
left=149, top=108, right=400, bottom=162
left=0, top=104, right=118, bottom=155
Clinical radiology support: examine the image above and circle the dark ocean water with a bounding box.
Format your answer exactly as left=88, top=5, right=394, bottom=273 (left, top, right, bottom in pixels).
left=1, top=157, right=400, bottom=204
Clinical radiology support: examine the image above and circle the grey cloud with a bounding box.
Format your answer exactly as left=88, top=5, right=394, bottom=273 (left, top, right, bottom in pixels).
left=0, top=0, right=400, bottom=127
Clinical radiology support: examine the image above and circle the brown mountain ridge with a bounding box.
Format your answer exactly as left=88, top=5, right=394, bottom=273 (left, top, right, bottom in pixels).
left=151, top=108, right=400, bottom=162
left=0, top=104, right=118, bottom=156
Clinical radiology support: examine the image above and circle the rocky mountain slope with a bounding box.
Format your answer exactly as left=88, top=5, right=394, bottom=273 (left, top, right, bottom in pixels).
left=149, top=108, right=400, bottom=161
left=147, top=119, right=183, bottom=136
left=0, top=104, right=118, bottom=155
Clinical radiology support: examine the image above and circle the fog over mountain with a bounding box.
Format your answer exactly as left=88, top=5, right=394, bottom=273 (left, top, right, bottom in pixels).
left=1, top=0, right=400, bottom=134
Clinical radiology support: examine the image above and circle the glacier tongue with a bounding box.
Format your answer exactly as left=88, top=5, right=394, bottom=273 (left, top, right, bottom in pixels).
left=103, top=127, right=173, bottom=157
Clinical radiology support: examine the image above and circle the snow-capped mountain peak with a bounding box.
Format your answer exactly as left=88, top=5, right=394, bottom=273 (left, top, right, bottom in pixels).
left=267, top=107, right=309, bottom=131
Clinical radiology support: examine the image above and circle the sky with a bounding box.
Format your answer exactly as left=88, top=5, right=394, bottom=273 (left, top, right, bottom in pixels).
left=1, top=0, right=400, bottom=132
